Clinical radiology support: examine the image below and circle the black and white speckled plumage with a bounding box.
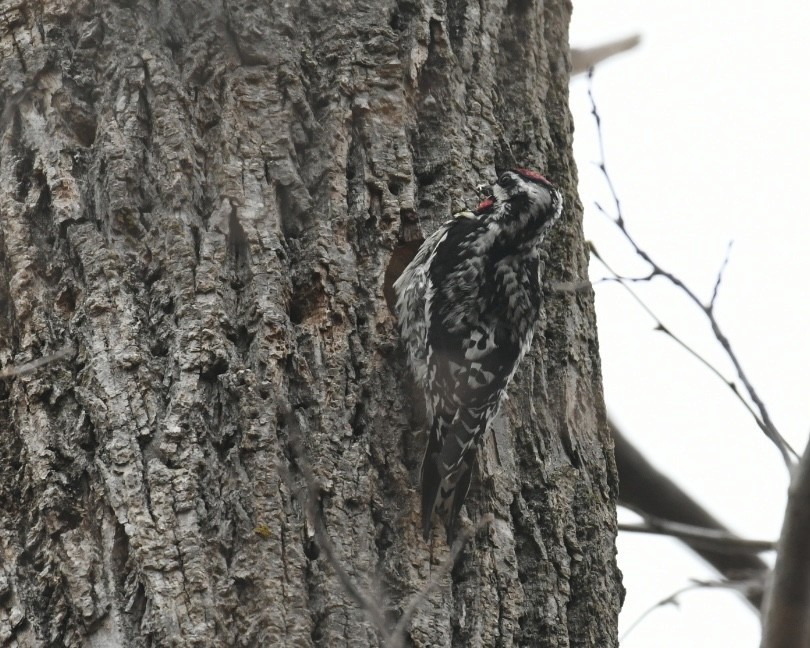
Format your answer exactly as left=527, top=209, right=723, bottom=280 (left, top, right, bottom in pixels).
left=393, top=169, right=563, bottom=539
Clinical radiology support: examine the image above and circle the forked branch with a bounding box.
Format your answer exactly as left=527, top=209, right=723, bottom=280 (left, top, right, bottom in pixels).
left=587, top=71, right=795, bottom=467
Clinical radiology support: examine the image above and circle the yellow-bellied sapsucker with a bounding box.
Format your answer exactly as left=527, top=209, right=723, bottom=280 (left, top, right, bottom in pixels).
left=393, top=168, right=563, bottom=539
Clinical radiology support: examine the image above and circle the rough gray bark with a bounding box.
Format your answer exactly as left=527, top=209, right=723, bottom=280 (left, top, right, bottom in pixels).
left=0, top=1, right=621, bottom=646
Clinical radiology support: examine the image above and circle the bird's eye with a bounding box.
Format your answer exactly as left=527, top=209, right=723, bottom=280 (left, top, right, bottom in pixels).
left=497, top=173, right=515, bottom=188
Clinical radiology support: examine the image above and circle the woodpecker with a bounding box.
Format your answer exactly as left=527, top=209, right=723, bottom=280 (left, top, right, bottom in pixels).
left=393, top=168, right=563, bottom=539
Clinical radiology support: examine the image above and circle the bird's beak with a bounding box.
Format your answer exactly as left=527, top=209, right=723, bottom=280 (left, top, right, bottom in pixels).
left=476, top=183, right=494, bottom=199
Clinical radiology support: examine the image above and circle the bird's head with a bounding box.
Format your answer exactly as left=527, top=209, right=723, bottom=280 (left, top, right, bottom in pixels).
left=491, top=167, right=556, bottom=203
left=479, top=167, right=562, bottom=238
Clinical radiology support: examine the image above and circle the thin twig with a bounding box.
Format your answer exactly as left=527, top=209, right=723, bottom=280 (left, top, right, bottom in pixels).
left=588, top=70, right=623, bottom=228
left=0, top=344, right=75, bottom=379
left=549, top=273, right=657, bottom=295
left=280, top=424, right=489, bottom=647
left=549, top=279, right=594, bottom=294
left=291, top=458, right=390, bottom=634
left=388, top=515, right=494, bottom=648
left=620, top=579, right=759, bottom=643
left=708, top=242, right=733, bottom=312
left=589, top=245, right=769, bottom=433
left=586, top=75, right=795, bottom=467
left=620, top=582, right=693, bottom=642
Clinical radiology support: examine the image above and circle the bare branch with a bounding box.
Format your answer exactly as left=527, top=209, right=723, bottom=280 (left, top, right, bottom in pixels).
left=619, top=518, right=775, bottom=554
left=612, top=419, right=769, bottom=610
left=0, top=344, right=75, bottom=379
left=280, top=423, right=490, bottom=647
left=571, top=34, right=641, bottom=75
left=388, top=515, right=495, bottom=648
left=621, top=578, right=764, bottom=643
left=590, top=248, right=769, bottom=433
left=761, top=435, right=810, bottom=648
left=278, top=449, right=389, bottom=636
left=587, top=75, right=795, bottom=467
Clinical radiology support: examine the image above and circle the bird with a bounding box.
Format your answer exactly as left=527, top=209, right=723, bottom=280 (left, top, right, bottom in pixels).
left=393, top=168, right=563, bottom=539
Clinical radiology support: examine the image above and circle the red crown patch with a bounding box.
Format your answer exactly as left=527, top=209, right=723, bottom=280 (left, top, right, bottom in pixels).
left=513, top=167, right=550, bottom=184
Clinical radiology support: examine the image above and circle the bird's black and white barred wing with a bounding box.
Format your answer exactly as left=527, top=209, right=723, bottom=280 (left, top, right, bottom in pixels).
left=419, top=216, right=523, bottom=538
left=392, top=212, right=476, bottom=389
left=419, top=312, right=518, bottom=539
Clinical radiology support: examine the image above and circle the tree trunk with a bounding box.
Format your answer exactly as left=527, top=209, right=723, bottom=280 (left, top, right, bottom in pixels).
left=0, top=1, right=621, bottom=646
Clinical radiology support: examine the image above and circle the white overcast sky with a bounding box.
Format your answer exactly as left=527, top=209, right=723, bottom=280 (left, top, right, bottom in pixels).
left=569, top=1, right=810, bottom=646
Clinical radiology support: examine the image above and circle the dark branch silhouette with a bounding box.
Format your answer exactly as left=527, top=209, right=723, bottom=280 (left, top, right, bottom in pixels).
left=611, top=419, right=768, bottom=610
left=618, top=519, right=774, bottom=555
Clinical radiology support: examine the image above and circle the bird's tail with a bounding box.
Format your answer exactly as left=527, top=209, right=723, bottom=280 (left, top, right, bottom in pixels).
left=420, top=412, right=484, bottom=540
